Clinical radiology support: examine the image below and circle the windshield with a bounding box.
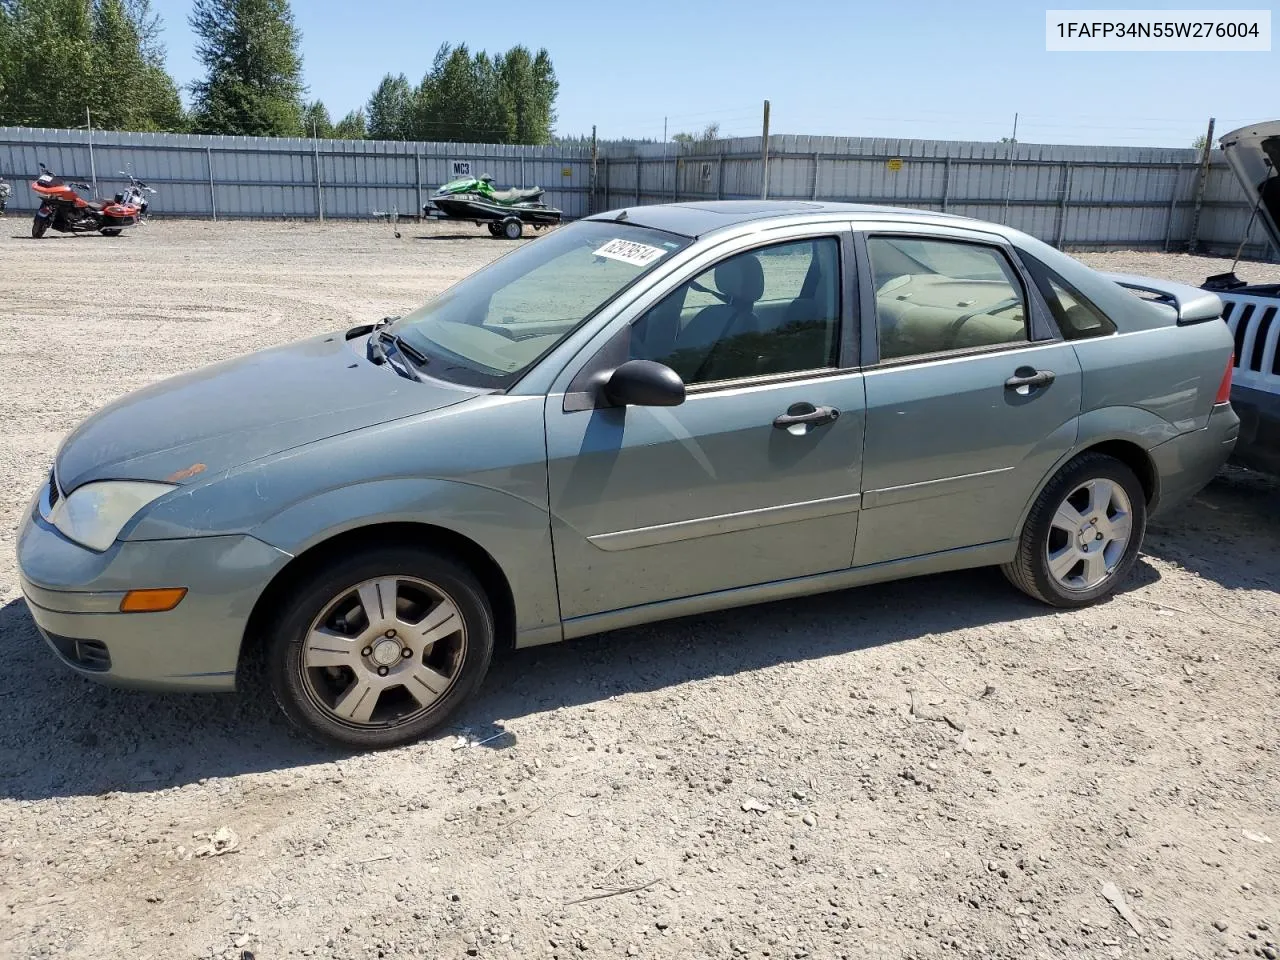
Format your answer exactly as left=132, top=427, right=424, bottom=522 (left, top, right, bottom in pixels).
left=393, top=221, right=690, bottom=388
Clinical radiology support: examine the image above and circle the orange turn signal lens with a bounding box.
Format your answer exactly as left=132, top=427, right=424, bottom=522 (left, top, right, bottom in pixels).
left=119, top=587, right=188, bottom=613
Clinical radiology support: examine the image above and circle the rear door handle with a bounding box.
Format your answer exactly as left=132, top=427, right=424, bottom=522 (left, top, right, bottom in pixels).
left=1005, top=368, right=1055, bottom=393
left=773, top=403, right=840, bottom=430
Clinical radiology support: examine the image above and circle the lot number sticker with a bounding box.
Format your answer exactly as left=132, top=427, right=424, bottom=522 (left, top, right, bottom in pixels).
left=593, top=238, right=668, bottom=267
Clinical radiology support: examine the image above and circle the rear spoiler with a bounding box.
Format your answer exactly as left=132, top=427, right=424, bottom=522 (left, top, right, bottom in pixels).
left=1100, top=272, right=1224, bottom=325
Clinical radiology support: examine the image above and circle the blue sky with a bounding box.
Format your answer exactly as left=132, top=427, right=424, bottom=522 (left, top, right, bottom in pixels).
left=149, top=0, right=1274, bottom=146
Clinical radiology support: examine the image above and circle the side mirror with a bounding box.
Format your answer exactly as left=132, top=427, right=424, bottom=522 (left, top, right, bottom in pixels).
left=603, top=359, right=685, bottom=408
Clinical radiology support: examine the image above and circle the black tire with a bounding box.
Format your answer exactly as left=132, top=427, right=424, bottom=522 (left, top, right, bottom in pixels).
left=1002, top=452, right=1147, bottom=608
left=100, top=228, right=122, bottom=237
left=31, top=216, right=49, bottom=239
left=502, top=218, right=523, bottom=240
left=264, top=545, right=495, bottom=750
left=486, top=222, right=502, bottom=236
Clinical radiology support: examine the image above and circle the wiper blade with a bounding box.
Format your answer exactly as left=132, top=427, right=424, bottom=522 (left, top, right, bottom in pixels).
left=388, top=334, right=429, bottom=365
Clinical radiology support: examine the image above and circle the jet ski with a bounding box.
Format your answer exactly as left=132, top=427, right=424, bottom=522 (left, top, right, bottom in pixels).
left=423, top=174, right=562, bottom=239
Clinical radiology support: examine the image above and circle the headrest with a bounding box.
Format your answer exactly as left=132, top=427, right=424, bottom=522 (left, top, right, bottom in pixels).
left=714, top=254, right=765, bottom=304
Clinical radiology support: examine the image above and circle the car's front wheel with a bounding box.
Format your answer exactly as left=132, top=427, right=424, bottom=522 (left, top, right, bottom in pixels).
left=1002, top=452, right=1147, bottom=607
left=265, top=546, right=495, bottom=749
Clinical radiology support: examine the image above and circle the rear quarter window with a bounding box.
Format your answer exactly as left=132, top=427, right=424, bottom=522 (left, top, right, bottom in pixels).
left=1020, top=253, right=1117, bottom=341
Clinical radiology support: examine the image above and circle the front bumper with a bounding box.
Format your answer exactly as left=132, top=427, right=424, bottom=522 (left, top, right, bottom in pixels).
left=1149, top=402, right=1240, bottom=515
left=17, top=483, right=291, bottom=692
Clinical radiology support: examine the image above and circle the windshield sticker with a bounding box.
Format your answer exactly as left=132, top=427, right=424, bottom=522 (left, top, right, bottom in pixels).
left=593, top=238, right=668, bottom=267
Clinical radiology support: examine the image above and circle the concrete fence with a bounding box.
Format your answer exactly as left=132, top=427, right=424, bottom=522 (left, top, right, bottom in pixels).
left=0, top=125, right=1269, bottom=259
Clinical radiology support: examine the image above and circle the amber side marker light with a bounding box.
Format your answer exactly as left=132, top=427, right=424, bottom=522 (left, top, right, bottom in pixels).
left=119, top=587, right=188, bottom=613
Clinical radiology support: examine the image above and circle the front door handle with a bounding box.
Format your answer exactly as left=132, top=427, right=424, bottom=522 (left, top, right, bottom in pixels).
left=1005, top=368, right=1056, bottom=394
left=773, top=402, right=840, bottom=430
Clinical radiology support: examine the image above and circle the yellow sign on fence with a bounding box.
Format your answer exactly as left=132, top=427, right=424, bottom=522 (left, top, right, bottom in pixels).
left=562, top=166, right=573, bottom=177
left=886, top=158, right=903, bottom=172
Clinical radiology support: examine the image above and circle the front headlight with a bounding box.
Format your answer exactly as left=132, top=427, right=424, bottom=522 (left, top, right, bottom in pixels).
left=49, top=480, right=175, bottom=552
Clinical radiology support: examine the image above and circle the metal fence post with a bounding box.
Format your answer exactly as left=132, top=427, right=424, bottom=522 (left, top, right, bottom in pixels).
left=672, top=155, right=679, bottom=202
left=941, top=157, right=951, bottom=212
left=811, top=153, right=820, bottom=200
left=415, top=154, right=423, bottom=220
left=1163, top=166, right=1181, bottom=252
left=206, top=147, right=217, bottom=221
left=313, top=141, right=324, bottom=222
left=1187, top=116, right=1215, bottom=253
left=717, top=155, right=725, bottom=200
left=1056, top=163, right=1072, bottom=247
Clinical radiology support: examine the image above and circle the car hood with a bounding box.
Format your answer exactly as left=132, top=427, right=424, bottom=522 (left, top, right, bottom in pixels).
left=54, top=331, right=483, bottom=493
left=1220, top=121, right=1280, bottom=254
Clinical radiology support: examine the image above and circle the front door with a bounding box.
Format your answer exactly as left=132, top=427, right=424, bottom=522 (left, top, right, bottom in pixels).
left=545, top=233, right=867, bottom=621
left=852, top=231, right=1083, bottom=566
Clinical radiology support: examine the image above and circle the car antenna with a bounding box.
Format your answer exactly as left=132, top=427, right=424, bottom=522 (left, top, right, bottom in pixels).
left=615, top=209, right=628, bottom=221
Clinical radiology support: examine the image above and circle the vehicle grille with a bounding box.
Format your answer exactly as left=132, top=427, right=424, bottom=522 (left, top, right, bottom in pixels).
left=42, top=632, right=112, bottom=672
left=48, top=467, right=60, bottom=508
left=1222, top=294, right=1280, bottom=387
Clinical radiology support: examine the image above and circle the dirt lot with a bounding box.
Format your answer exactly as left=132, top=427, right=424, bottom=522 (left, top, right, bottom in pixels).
left=0, top=219, right=1278, bottom=960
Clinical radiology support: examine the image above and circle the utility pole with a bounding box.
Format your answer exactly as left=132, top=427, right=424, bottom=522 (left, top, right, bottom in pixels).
left=1188, top=116, right=1216, bottom=254
left=1002, top=111, right=1018, bottom=223
left=590, top=124, right=598, bottom=214
left=313, top=122, right=324, bottom=223
left=760, top=99, right=771, bottom=200
left=86, top=107, right=98, bottom=197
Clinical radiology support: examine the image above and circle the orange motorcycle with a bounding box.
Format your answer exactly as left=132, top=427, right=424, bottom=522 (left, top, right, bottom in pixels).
left=30, top=163, right=143, bottom=239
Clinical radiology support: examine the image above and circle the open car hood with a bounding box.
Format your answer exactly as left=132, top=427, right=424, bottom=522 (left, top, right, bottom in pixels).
left=1220, top=121, right=1280, bottom=254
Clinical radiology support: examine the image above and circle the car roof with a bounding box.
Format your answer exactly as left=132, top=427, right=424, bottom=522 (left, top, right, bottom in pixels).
left=584, top=200, right=996, bottom=239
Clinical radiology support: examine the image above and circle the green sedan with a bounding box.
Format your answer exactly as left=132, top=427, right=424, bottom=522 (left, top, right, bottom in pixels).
left=17, top=201, right=1239, bottom=748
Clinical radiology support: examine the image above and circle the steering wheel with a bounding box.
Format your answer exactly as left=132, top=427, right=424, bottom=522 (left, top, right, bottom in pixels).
left=944, top=297, right=1022, bottom=349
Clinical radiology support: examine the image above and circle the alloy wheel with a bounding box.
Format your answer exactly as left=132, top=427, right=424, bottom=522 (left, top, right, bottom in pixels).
left=299, top=576, right=467, bottom=728
left=1044, top=478, right=1134, bottom=592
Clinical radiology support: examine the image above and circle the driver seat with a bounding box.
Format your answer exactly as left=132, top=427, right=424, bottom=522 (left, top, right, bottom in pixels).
left=672, top=254, right=765, bottom=382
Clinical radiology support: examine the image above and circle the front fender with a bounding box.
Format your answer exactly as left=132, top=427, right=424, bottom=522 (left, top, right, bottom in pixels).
left=248, top=477, right=562, bottom=643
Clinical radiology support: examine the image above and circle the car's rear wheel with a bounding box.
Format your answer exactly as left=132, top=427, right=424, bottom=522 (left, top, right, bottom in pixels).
left=265, top=546, right=494, bottom=749
left=1002, top=452, right=1147, bottom=607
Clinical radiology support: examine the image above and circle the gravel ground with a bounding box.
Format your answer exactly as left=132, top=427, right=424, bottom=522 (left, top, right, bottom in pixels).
left=1, top=219, right=1278, bottom=960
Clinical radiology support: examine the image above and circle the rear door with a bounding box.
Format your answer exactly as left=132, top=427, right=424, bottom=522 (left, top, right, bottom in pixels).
left=851, top=226, right=1083, bottom=567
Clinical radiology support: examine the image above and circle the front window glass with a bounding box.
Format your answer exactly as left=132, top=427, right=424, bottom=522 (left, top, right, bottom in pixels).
left=393, top=221, right=689, bottom=387
left=631, top=237, right=842, bottom=384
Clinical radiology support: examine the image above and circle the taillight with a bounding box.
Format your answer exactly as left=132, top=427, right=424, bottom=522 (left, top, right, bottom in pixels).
left=1214, top=353, right=1234, bottom=404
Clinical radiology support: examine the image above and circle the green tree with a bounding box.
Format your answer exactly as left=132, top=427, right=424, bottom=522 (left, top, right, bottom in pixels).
left=89, top=0, right=184, bottom=131
left=497, top=45, right=558, bottom=145
left=0, top=0, right=184, bottom=130
left=302, top=99, right=333, bottom=137
left=333, top=107, right=366, bottom=139
left=414, top=43, right=486, bottom=142
left=366, top=72, right=412, bottom=140
left=673, top=122, right=720, bottom=145
left=0, top=0, right=94, bottom=127
left=189, top=0, right=305, bottom=136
